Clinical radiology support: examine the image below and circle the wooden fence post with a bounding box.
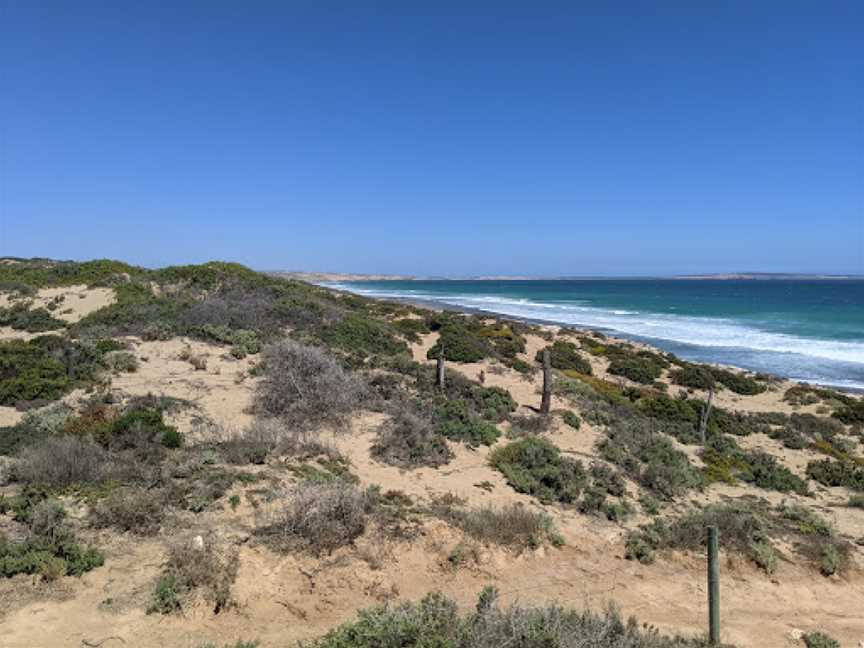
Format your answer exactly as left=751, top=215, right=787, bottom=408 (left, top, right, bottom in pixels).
left=707, top=525, right=720, bottom=645
left=436, top=352, right=445, bottom=389
left=699, top=387, right=714, bottom=446
left=540, top=349, right=552, bottom=415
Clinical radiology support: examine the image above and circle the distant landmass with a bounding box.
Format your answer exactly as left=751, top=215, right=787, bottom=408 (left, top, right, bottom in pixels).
left=272, top=271, right=863, bottom=282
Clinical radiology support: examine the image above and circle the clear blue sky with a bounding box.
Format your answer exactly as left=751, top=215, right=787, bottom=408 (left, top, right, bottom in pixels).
left=2, top=1, right=862, bottom=276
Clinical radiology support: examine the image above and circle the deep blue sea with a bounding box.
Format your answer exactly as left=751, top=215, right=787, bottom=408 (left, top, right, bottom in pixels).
left=332, top=279, right=864, bottom=390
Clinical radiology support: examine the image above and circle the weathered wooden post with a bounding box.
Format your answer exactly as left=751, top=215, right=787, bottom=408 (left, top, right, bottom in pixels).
left=699, top=387, right=714, bottom=446
left=540, top=349, right=552, bottom=415
left=707, top=525, right=720, bottom=645
left=436, top=351, right=445, bottom=389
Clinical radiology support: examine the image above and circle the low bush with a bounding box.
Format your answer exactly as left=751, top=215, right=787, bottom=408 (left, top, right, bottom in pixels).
left=90, top=487, right=168, bottom=535
left=371, top=410, right=452, bottom=468
left=608, top=356, right=663, bottom=385
left=669, top=365, right=715, bottom=390
left=149, top=535, right=238, bottom=614
left=432, top=502, right=563, bottom=550
left=489, top=437, right=587, bottom=504
left=303, top=589, right=716, bottom=648
left=392, top=317, right=430, bottom=342
left=834, top=399, right=864, bottom=425
left=320, top=313, right=409, bottom=359
left=256, top=481, right=372, bottom=555
left=1, top=499, right=104, bottom=580
left=803, top=632, right=840, bottom=648
left=562, top=411, right=581, bottom=430
left=0, top=304, right=66, bottom=332
left=806, top=459, right=864, bottom=491
left=625, top=502, right=776, bottom=571
left=701, top=437, right=809, bottom=495
left=707, top=367, right=765, bottom=395
left=21, top=402, right=73, bottom=435
left=535, top=341, right=592, bottom=374
left=507, top=414, right=553, bottom=438
left=104, top=350, right=139, bottom=373
left=0, top=339, right=70, bottom=405
left=598, top=420, right=703, bottom=500
left=12, top=436, right=112, bottom=487
left=427, top=321, right=491, bottom=363
left=254, top=340, right=367, bottom=431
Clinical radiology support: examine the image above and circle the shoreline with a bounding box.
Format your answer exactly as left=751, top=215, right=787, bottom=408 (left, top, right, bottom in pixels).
left=326, top=284, right=864, bottom=395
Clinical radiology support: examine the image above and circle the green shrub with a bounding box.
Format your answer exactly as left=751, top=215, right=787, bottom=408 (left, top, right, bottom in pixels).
left=598, top=420, right=703, bottom=499
left=489, top=437, right=587, bottom=504
left=806, top=459, right=864, bottom=491
left=535, top=341, right=592, bottom=374
left=803, top=631, right=840, bottom=648
left=707, top=367, right=765, bottom=395
left=427, top=321, right=491, bottom=363
left=392, top=317, right=430, bottom=342
left=0, top=304, right=66, bottom=332
left=669, top=365, right=715, bottom=390
left=562, top=411, right=581, bottom=430
left=0, top=339, right=70, bottom=405
left=0, top=500, right=104, bottom=580
left=848, top=494, right=864, bottom=508
left=834, top=400, right=864, bottom=424
left=702, top=437, right=808, bottom=494
left=625, top=502, right=775, bottom=571
left=608, top=356, right=663, bottom=385
left=435, top=400, right=501, bottom=447
left=321, top=313, right=408, bottom=358
left=302, top=589, right=715, bottom=648
left=104, top=350, right=139, bottom=373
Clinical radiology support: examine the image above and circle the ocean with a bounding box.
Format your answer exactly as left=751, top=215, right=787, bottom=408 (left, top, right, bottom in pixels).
left=330, top=279, right=864, bottom=391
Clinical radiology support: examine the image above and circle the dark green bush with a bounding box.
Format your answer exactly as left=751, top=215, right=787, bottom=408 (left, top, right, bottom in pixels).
left=0, top=304, right=66, bottom=332
left=535, top=341, right=592, bottom=374
left=669, top=365, right=715, bottom=390
left=806, top=459, right=864, bottom=491
left=562, top=411, right=581, bottom=430
left=434, top=399, right=501, bottom=446
left=802, top=632, right=840, bottom=648
left=427, top=321, right=491, bottom=363
left=490, top=437, right=587, bottom=504
left=834, top=400, right=864, bottom=425
left=0, top=339, right=70, bottom=405
left=707, top=367, right=765, bottom=395
left=392, top=317, right=430, bottom=342
left=608, top=356, right=663, bottom=385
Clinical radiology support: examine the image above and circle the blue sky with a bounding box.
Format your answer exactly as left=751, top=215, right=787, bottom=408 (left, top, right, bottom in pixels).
left=1, top=1, right=862, bottom=276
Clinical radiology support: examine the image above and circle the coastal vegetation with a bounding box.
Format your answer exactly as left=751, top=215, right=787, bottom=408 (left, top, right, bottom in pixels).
left=0, top=257, right=861, bottom=645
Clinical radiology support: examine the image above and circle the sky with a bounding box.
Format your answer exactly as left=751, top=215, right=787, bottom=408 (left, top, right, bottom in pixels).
left=1, top=1, right=862, bottom=276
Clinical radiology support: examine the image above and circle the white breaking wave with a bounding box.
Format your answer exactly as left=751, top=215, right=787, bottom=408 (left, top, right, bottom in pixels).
left=329, top=283, right=864, bottom=367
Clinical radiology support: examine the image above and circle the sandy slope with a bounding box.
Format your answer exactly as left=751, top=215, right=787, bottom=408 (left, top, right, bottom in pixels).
left=2, top=290, right=864, bottom=646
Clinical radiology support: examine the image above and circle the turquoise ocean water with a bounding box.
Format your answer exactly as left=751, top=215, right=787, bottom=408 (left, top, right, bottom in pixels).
left=332, top=280, right=864, bottom=390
